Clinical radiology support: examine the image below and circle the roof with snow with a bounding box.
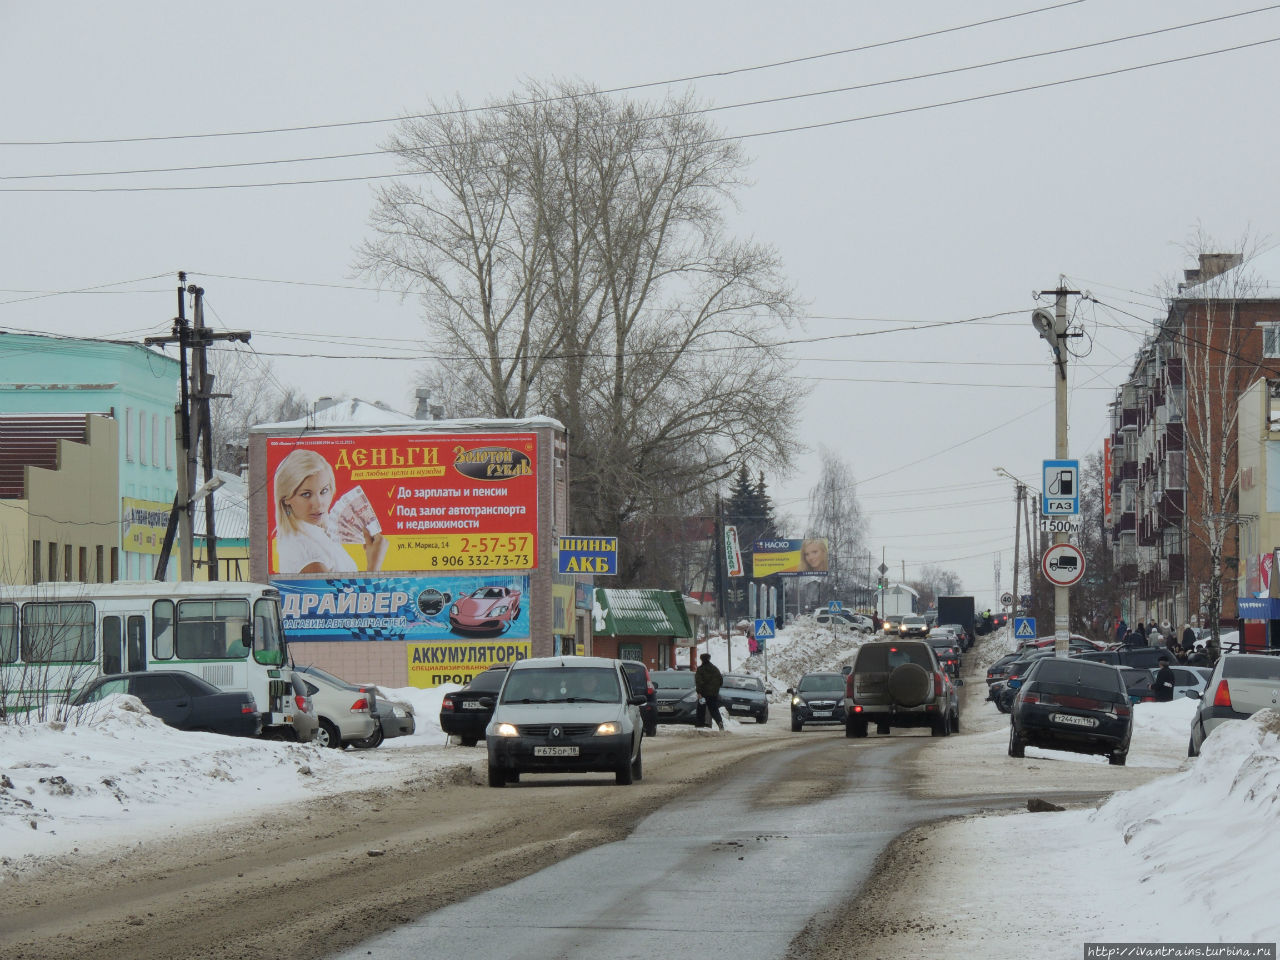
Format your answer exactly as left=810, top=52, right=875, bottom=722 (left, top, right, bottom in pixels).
left=250, top=398, right=564, bottom=434
left=1176, top=244, right=1280, bottom=301
left=593, top=588, right=693, bottom=638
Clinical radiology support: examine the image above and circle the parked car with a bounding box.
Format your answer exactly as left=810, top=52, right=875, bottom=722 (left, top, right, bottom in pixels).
left=789, top=671, right=847, bottom=731
left=1119, top=666, right=1156, bottom=704
left=1187, top=653, right=1280, bottom=757
left=1169, top=665, right=1213, bottom=699
left=939, top=623, right=973, bottom=651
left=485, top=656, right=645, bottom=787
left=619, top=660, right=658, bottom=736
left=1020, top=634, right=1109, bottom=654
left=69, top=671, right=261, bottom=738
left=1075, top=646, right=1173, bottom=671
left=448, top=586, right=523, bottom=634
left=815, top=610, right=873, bottom=634
left=986, top=653, right=1021, bottom=685
left=361, top=686, right=416, bottom=746
left=1008, top=657, right=1132, bottom=765
left=287, top=674, right=319, bottom=744
left=843, top=640, right=957, bottom=737
left=652, top=669, right=700, bottom=724
left=720, top=673, right=770, bottom=724
left=439, top=665, right=510, bottom=746
left=292, top=665, right=381, bottom=749
left=990, top=651, right=1056, bottom=712
left=899, top=616, right=930, bottom=639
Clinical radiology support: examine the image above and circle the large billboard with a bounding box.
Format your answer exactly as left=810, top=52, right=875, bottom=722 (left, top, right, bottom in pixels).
left=276, top=574, right=530, bottom=642
left=266, top=432, right=538, bottom=575
left=751, top=538, right=830, bottom=577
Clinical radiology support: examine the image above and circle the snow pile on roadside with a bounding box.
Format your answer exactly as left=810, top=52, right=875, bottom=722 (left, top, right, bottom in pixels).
left=735, top=618, right=866, bottom=692
left=969, top=624, right=1017, bottom=670
left=1090, top=708, right=1280, bottom=941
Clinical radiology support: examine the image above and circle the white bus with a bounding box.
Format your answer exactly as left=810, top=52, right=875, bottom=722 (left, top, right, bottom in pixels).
left=0, top=580, right=298, bottom=735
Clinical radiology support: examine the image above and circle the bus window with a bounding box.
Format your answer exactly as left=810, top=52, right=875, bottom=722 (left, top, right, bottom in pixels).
left=253, top=598, right=285, bottom=666
left=153, top=599, right=174, bottom=660
left=126, top=616, right=146, bottom=672
left=21, top=602, right=94, bottom=662
left=0, top=604, right=16, bottom=663
left=103, top=616, right=123, bottom=674
left=175, top=599, right=249, bottom=660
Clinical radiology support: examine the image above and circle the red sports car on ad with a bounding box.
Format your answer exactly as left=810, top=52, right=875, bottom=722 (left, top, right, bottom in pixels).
left=449, top=586, right=523, bottom=634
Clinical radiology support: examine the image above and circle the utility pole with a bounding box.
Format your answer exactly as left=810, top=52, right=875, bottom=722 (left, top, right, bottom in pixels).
left=1034, top=278, right=1081, bottom=656
left=1011, top=481, right=1023, bottom=619
left=147, top=274, right=250, bottom=581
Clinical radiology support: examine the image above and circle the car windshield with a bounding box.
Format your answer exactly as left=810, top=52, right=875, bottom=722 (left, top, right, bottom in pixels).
left=723, top=675, right=762, bottom=691
left=501, top=666, right=621, bottom=704
left=798, top=674, right=843, bottom=692
left=466, top=669, right=508, bottom=692
left=652, top=672, right=695, bottom=690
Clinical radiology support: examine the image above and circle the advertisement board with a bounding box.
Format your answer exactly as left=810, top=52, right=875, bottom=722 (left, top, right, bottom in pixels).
left=275, top=574, right=530, bottom=643
left=121, top=497, right=171, bottom=555
left=750, top=538, right=830, bottom=577
left=407, top=640, right=530, bottom=687
left=266, top=432, right=538, bottom=574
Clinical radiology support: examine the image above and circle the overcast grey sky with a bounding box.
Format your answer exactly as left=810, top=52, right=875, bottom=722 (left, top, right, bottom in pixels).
left=5, top=1, right=1280, bottom=607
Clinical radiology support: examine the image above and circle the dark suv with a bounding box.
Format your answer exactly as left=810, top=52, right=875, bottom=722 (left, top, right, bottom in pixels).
left=619, top=660, right=658, bottom=736
left=843, top=640, right=957, bottom=738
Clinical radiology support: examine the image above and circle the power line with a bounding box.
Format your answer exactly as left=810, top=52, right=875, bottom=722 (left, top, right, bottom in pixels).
left=5, top=34, right=1277, bottom=193
left=0, top=1, right=1088, bottom=148
left=10, top=5, right=1275, bottom=182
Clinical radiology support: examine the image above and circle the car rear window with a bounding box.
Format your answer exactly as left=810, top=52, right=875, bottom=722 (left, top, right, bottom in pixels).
left=652, top=671, right=695, bottom=690
left=1029, top=658, right=1126, bottom=697
left=723, top=675, right=763, bottom=691
left=466, top=669, right=508, bottom=692
left=1221, top=656, right=1280, bottom=681
left=855, top=644, right=933, bottom=672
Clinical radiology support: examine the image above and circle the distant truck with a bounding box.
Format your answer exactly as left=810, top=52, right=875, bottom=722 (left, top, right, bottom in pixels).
left=880, top=587, right=916, bottom=620
left=936, top=595, right=976, bottom=650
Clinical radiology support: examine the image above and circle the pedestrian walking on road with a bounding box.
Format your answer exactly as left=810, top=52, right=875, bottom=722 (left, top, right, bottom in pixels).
left=1152, top=656, right=1176, bottom=702
left=695, top=653, right=725, bottom=730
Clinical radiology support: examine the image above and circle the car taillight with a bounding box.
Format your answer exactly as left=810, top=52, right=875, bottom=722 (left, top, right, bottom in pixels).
left=1115, top=703, right=1131, bottom=718
left=242, top=703, right=256, bottom=715
left=933, top=672, right=943, bottom=697
left=852, top=704, right=863, bottom=713
left=293, top=694, right=310, bottom=712
left=350, top=697, right=371, bottom=712
left=441, top=698, right=455, bottom=711
left=1212, top=680, right=1232, bottom=708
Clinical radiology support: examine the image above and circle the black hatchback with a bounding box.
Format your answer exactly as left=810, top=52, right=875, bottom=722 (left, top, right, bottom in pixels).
left=70, top=671, right=261, bottom=737
left=1008, top=657, right=1132, bottom=765
left=439, top=665, right=510, bottom=746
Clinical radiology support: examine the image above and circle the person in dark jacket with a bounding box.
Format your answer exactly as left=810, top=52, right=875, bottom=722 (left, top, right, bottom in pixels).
left=1152, top=656, right=1176, bottom=702
left=1181, top=623, right=1197, bottom=652
left=694, top=653, right=725, bottom=730
left=1114, top=618, right=1128, bottom=645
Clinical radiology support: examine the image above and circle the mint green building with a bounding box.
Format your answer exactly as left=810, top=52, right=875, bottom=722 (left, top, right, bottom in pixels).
left=0, top=332, right=180, bottom=581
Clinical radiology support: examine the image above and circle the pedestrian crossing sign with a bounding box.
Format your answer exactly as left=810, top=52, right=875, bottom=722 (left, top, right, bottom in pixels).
left=1013, top=617, right=1036, bottom=639
left=754, top=618, right=776, bottom=640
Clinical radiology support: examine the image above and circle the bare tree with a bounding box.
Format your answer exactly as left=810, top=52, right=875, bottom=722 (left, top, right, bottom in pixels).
left=207, top=348, right=308, bottom=473
left=910, top=564, right=963, bottom=611
left=806, top=447, right=868, bottom=604
left=359, top=81, right=804, bottom=582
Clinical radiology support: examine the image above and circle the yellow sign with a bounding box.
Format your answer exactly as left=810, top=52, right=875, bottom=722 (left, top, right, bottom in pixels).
left=407, top=641, right=529, bottom=687
left=122, top=497, right=171, bottom=555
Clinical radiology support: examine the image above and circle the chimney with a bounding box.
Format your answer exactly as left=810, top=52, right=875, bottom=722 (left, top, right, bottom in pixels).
left=414, top=388, right=434, bottom=420
left=313, top=396, right=338, bottom=415
left=1180, top=252, right=1243, bottom=291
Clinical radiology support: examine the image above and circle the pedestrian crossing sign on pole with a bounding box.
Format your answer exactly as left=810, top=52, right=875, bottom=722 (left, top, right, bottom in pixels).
left=754, top=618, right=775, bottom=640
left=1013, top=617, right=1037, bottom=640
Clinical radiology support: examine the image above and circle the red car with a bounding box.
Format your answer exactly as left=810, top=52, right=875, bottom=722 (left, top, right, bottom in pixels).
left=449, top=586, right=523, bottom=634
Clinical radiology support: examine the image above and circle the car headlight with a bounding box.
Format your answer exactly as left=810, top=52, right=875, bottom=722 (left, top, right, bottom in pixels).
left=494, top=722, right=519, bottom=737
left=595, top=722, right=619, bottom=736
left=792, top=696, right=803, bottom=707
left=450, top=604, right=460, bottom=616
left=492, top=605, right=508, bottom=616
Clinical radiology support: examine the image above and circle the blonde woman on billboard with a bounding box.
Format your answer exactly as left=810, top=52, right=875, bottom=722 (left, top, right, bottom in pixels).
left=799, top=538, right=829, bottom=573
left=273, top=449, right=388, bottom=573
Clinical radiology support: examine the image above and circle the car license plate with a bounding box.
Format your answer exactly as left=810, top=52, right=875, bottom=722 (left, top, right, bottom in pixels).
left=533, top=745, right=579, bottom=757
left=812, top=710, right=833, bottom=717
left=462, top=700, right=483, bottom=709
left=658, top=704, right=676, bottom=712
left=1051, top=713, right=1098, bottom=728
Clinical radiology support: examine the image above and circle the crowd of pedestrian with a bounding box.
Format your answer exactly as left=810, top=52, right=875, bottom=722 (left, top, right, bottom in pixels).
left=1111, top=615, right=1219, bottom=667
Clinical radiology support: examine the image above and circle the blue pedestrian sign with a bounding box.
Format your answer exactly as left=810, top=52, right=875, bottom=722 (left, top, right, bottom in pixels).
left=1013, top=617, right=1037, bottom=640
left=754, top=618, right=776, bottom=640
left=827, top=600, right=842, bottom=612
